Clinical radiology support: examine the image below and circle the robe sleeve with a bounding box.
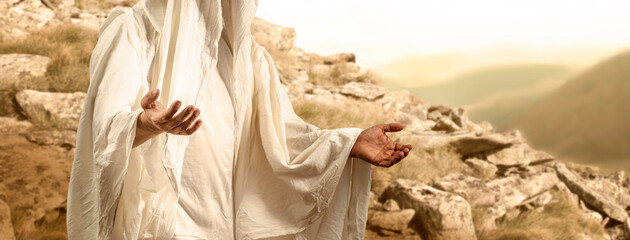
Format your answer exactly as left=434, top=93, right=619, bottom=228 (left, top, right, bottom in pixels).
left=67, top=8, right=148, bottom=240
left=234, top=42, right=371, bottom=239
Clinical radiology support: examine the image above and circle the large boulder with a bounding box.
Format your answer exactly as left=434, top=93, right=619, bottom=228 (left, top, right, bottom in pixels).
left=0, top=199, right=15, bottom=240
left=584, top=176, right=630, bottom=208
left=69, top=12, right=104, bottom=30
left=433, top=174, right=497, bottom=207
left=378, top=90, right=426, bottom=117
left=376, top=90, right=434, bottom=133
left=0, top=0, right=55, bottom=41
left=0, top=54, right=52, bottom=116
left=251, top=18, right=296, bottom=51
left=486, top=171, right=558, bottom=211
left=555, top=162, right=629, bottom=223
left=381, top=179, right=477, bottom=240
left=15, top=90, right=85, bottom=130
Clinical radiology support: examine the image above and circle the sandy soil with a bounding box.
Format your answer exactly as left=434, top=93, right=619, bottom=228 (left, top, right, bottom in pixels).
left=0, top=134, right=72, bottom=239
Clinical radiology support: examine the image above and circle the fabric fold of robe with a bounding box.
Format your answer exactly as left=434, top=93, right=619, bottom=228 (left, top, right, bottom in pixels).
left=67, top=0, right=371, bottom=239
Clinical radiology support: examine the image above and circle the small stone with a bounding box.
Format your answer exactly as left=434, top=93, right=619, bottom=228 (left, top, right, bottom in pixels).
left=432, top=115, right=461, bottom=133
left=383, top=199, right=400, bottom=212
left=465, top=158, right=498, bottom=180
left=368, top=209, right=415, bottom=232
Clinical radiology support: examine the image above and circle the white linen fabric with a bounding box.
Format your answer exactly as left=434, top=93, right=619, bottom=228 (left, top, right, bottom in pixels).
left=66, top=0, right=372, bottom=239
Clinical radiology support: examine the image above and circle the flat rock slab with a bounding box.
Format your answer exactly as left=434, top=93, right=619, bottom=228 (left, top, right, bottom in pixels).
left=15, top=90, right=85, bottom=130
left=451, top=130, right=523, bottom=156
left=555, top=162, right=629, bottom=222
left=0, top=54, right=50, bottom=81
left=434, top=171, right=558, bottom=219
left=396, top=130, right=523, bottom=157
left=486, top=143, right=554, bottom=167
left=381, top=179, right=477, bottom=240
left=339, top=81, right=386, bottom=101
left=21, top=130, right=76, bottom=148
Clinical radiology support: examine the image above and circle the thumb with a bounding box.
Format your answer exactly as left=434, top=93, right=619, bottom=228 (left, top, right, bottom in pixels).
left=382, top=123, right=405, bottom=133
left=141, top=89, right=160, bottom=109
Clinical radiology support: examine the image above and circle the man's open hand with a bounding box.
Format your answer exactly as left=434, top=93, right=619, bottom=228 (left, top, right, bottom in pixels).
left=133, top=89, right=202, bottom=147
left=350, top=123, right=413, bottom=167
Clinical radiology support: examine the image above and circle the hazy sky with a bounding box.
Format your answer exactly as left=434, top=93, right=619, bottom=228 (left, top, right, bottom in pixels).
left=257, top=0, right=630, bottom=68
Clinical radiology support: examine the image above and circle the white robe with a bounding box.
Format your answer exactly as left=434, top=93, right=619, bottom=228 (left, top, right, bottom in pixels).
left=66, top=1, right=371, bottom=239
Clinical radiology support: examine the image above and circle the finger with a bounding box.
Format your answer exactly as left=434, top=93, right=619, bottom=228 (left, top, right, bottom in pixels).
left=160, top=100, right=182, bottom=122
left=382, top=123, right=405, bottom=133
left=384, top=152, right=404, bottom=167
left=184, top=120, right=203, bottom=135
left=394, top=142, right=403, bottom=151
left=173, top=108, right=200, bottom=131
left=394, top=151, right=405, bottom=164
left=141, top=89, right=160, bottom=109
left=402, top=144, right=413, bottom=152
left=166, top=105, right=195, bottom=129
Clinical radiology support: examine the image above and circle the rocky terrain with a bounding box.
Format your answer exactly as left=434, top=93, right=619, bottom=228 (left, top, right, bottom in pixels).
left=1, top=0, right=629, bottom=239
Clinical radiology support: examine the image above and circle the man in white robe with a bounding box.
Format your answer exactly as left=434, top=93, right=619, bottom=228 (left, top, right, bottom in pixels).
left=66, top=0, right=413, bottom=239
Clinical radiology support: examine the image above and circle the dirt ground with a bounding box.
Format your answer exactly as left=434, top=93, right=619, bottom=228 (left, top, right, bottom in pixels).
left=0, top=134, right=72, bottom=239
left=1, top=134, right=417, bottom=240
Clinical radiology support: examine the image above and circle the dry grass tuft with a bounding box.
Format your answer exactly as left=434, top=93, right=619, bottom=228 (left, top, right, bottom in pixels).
left=307, top=62, right=361, bottom=88
left=292, top=98, right=389, bottom=130
left=476, top=190, right=607, bottom=240
left=0, top=24, right=98, bottom=93
left=383, top=143, right=466, bottom=186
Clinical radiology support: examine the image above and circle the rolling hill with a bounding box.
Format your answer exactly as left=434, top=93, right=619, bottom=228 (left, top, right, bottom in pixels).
left=404, top=63, right=571, bottom=108
left=513, top=50, right=630, bottom=171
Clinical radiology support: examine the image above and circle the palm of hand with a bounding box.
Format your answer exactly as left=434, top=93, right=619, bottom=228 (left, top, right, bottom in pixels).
left=351, top=123, right=413, bottom=168
left=143, top=101, right=170, bottom=131
left=139, top=89, right=202, bottom=135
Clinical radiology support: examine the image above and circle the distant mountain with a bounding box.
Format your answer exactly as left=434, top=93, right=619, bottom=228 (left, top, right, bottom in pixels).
left=513, top=51, right=630, bottom=171
left=404, top=63, right=571, bottom=108
left=376, top=45, right=622, bottom=89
